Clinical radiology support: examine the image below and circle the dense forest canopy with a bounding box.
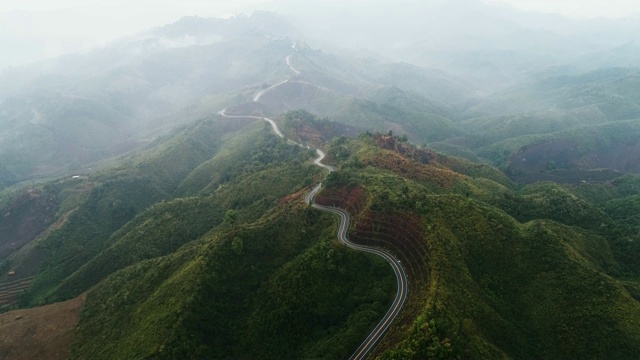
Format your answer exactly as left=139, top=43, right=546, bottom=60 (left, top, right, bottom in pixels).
left=0, top=1, right=639, bottom=359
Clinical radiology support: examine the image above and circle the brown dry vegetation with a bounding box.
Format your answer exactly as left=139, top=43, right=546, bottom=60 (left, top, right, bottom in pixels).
left=0, top=294, right=85, bottom=360
left=507, top=137, right=640, bottom=184
left=278, top=187, right=307, bottom=205
left=315, top=182, right=432, bottom=356
left=315, top=185, right=367, bottom=214
left=365, top=150, right=462, bottom=188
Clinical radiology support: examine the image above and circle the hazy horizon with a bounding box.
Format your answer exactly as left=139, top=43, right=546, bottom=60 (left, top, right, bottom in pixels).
left=2, top=1, right=640, bottom=358
left=2, top=0, right=640, bottom=71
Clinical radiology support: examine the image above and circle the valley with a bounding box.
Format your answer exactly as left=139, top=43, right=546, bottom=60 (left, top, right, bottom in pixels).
left=0, top=3, right=640, bottom=359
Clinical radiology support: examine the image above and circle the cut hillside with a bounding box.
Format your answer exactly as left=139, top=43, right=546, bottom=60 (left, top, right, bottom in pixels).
left=0, top=111, right=402, bottom=359
left=1, top=107, right=639, bottom=360
left=70, top=201, right=395, bottom=359
left=314, top=133, right=640, bottom=359
left=279, top=109, right=365, bottom=148
left=2, top=10, right=640, bottom=360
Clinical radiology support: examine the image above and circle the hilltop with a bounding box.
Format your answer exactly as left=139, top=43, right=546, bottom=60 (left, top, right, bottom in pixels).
left=1, top=110, right=638, bottom=358
left=0, top=5, right=639, bottom=359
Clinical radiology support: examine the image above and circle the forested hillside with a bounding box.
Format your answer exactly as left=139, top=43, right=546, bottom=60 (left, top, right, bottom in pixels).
left=1, top=4, right=640, bottom=359
left=316, top=132, right=640, bottom=359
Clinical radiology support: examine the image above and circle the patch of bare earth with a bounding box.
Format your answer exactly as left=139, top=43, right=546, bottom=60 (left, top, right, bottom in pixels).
left=506, top=139, right=636, bottom=183
left=0, top=294, right=86, bottom=360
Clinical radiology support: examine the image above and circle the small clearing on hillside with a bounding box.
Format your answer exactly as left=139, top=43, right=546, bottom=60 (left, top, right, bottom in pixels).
left=0, top=294, right=85, bottom=360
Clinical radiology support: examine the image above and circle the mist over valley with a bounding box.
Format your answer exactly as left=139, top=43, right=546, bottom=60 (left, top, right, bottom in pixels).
left=1, top=1, right=640, bottom=359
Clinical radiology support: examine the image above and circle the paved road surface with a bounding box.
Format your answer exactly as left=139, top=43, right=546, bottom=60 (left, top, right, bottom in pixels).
left=305, top=159, right=408, bottom=360
left=219, top=41, right=408, bottom=359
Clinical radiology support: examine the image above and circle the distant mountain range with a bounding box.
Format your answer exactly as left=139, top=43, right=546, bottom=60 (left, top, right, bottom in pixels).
left=2, top=9, right=640, bottom=189
left=0, top=5, right=639, bottom=359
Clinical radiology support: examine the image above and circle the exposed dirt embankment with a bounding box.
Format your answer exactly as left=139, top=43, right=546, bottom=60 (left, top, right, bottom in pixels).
left=0, top=294, right=85, bottom=360
left=281, top=111, right=365, bottom=149
left=375, top=134, right=434, bottom=164
left=315, top=185, right=429, bottom=286
left=350, top=211, right=429, bottom=284
left=314, top=185, right=367, bottom=215
left=367, top=135, right=465, bottom=188
left=316, top=184, right=431, bottom=351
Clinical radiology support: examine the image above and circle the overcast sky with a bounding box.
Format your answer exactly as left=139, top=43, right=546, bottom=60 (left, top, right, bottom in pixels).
left=1, top=0, right=640, bottom=70
left=483, top=0, right=640, bottom=18
left=2, top=0, right=639, bottom=20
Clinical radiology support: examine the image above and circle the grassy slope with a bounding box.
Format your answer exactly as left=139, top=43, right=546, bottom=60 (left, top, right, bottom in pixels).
left=0, top=294, right=85, bottom=360
left=0, top=110, right=397, bottom=359
left=262, top=47, right=466, bottom=145
left=70, top=183, right=395, bottom=360
left=9, top=117, right=258, bottom=306
left=476, top=118, right=640, bottom=172
left=3, top=106, right=640, bottom=359
left=463, top=67, right=640, bottom=122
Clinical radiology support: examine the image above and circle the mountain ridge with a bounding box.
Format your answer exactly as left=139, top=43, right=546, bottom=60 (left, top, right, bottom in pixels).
left=1, top=6, right=640, bottom=359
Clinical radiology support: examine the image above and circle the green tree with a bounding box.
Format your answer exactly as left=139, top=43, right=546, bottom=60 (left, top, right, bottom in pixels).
left=224, top=210, right=238, bottom=225
left=231, top=237, right=244, bottom=255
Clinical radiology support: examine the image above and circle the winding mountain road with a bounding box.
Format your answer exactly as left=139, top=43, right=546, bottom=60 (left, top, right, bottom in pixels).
left=304, top=170, right=407, bottom=360
left=253, top=79, right=289, bottom=102
left=219, top=41, right=408, bottom=359
left=313, top=148, right=337, bottom=172
left=218, top=108, right=284, bottom=138
left=286, top=55, right=301, bottom=75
